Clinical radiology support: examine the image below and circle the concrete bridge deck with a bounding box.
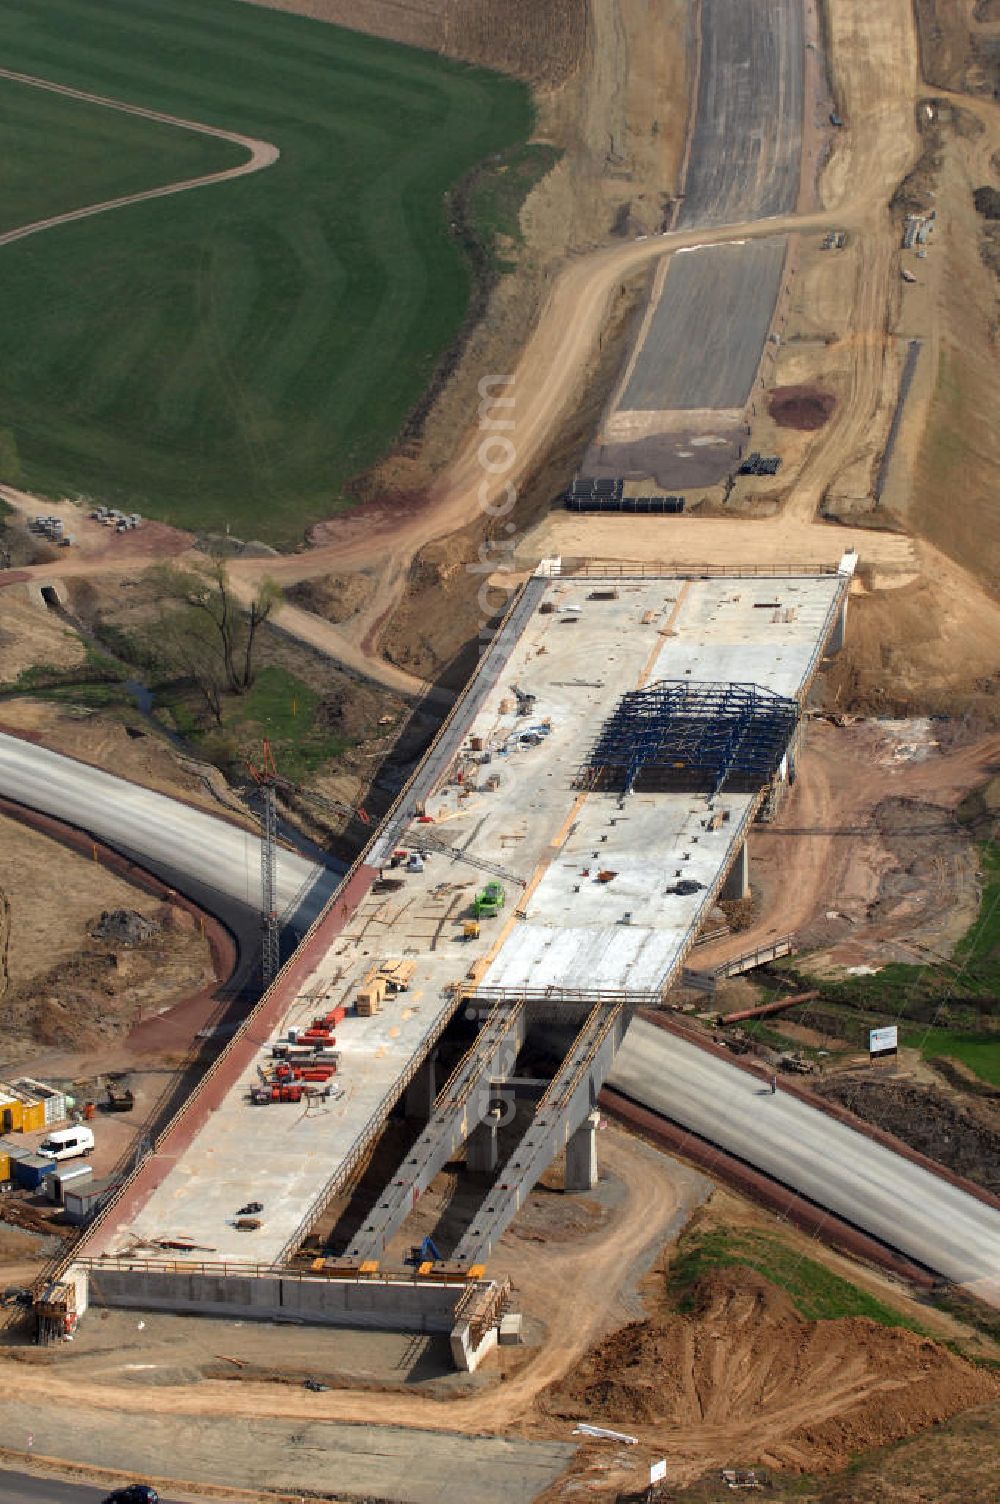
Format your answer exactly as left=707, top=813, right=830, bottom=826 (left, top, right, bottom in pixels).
left=77, top=565, right=849, bottom=1272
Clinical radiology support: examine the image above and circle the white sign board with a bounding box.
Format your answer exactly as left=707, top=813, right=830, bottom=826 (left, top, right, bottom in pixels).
left=869, top=1025, right=898, bottom=1056
left=649, top=1460, right=668, bottom=1485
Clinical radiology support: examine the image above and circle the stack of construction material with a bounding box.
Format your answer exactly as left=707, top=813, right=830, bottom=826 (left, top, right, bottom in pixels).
left=356, top=972, right=386, bottom=1017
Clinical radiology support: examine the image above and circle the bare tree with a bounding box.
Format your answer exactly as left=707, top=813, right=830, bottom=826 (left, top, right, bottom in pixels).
left=151, top=559, right=280, bottom=696
left=155, top=609, right=225, bottom=725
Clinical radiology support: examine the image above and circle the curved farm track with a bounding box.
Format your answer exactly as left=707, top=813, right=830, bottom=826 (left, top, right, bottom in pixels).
left=0, top=68, right=279, bottom=248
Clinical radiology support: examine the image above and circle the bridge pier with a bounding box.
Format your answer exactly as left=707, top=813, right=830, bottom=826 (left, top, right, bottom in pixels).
left=466, top=1108, right=502, bottom=1175
left=721, top=839, right=749, bottom=901
left=565, top=1110, right=600, bottom=1193
left=404, top=1055, right=437, bottom=1120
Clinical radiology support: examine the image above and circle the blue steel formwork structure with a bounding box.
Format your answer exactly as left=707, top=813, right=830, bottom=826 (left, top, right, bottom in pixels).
left=577, top=681, right=800, bottom=797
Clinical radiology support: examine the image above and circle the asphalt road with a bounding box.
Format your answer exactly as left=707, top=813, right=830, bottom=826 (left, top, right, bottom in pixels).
left=610, top=1018, right=1000, bottom=1304
left=595, top=0, right=806, bottom=478
left=0, top=732, right=340, bottom=932
left=0, top=1473, right=169, bottom=1504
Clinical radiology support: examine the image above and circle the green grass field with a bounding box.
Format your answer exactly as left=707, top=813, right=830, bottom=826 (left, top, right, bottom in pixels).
left=0, top=0, right=535, bottom=543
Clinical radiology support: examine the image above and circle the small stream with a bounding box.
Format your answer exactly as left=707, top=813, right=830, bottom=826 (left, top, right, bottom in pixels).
left=122, top=676, right=155, bottom=716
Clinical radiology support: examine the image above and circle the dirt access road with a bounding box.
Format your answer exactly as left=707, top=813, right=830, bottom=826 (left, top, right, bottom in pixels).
left=0, top=68, right=279, bottom=248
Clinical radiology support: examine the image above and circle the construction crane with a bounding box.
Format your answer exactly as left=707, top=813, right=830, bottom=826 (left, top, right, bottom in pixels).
left=246, top=739, right=281, bottom=987
left=412, top=831, right=525, bottom=887
left=246, top=740, right=371, bottom=988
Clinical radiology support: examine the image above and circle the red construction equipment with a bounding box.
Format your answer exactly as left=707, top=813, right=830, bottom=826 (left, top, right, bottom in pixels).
left=314, top=1007, right=346, bottom=1028
left=273, top=1061, right=336, bottom=1083
left=251, top=1082, right=305, bottom=1105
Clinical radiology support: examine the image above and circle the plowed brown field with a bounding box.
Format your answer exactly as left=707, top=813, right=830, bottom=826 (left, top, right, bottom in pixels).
left=236, top=0, right=587, bottom=83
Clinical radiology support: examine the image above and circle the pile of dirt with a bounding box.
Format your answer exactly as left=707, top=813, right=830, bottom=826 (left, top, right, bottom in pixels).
left=820, top=567, right=1000, bottom=723
left=914, top=0, right=993, bottom=93
left=538, top=1268, right=1000, bottom=1473
left=973, top=184, right=1000, bottom=218
left=284, top=571, right=376, bottom=625
left=0, top=903, right=212, bottom=1058
left=815, top=1074, right=1000, bottom=1193
left=860, top=795, right=980, bottom=951
left=89, top=909, right=159, bottom=946
left=768, top=385, right=837, bottom=431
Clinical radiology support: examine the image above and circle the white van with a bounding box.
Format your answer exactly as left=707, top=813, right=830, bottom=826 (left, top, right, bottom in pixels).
left=37, top=1126, right=95, bottom=1163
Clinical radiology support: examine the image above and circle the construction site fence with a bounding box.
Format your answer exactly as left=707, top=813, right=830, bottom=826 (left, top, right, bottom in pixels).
left=77, top=1255, right=475, bottom=1288
left=556, top=560, right=844, bottom=579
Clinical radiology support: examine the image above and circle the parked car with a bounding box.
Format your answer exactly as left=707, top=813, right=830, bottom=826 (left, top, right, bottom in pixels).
left=36, top=1125, right=95, bottom=1162
left=102, top=1486, right=159, bottom=1504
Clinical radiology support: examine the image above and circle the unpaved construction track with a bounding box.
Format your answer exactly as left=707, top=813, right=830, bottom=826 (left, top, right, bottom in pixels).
left=0, top=68, right=279, bottom=249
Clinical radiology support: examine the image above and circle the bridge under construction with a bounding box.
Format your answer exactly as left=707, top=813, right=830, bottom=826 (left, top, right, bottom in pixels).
left=48, top=556, right=855, bottom=1366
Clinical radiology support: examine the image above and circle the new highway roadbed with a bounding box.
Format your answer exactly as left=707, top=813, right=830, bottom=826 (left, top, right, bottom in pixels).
left=619, top=238, right=788, bottom=413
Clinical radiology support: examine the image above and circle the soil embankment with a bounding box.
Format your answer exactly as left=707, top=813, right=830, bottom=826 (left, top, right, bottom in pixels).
left=541, top=1267, right=1000, bottom=1476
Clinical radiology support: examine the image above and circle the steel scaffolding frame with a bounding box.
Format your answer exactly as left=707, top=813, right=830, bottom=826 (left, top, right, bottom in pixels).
left=578, top=680, right=799, bottom=797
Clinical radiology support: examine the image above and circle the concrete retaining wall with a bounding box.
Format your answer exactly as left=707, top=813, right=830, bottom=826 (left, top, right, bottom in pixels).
left=84, top=1266, right=463, bottom=1333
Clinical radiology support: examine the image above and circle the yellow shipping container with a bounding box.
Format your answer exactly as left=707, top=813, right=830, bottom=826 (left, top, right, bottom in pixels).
left=0, top=1084, right=46, bottom=1134
left=0, top=1150, right=9, bottom=1182
left=19, top=1099, right=46, bottom=1133
left=0, top=1094, right=23, bottom=1133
